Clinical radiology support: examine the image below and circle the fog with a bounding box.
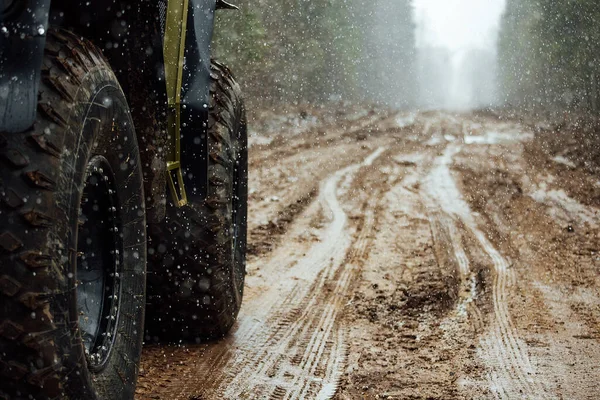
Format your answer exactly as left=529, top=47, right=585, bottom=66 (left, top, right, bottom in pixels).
left=414, top=0, right=507, bottom=110
left=211, top=0, right=509, bottom=112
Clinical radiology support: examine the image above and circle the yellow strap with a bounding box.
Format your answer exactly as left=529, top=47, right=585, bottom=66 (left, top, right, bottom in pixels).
left=163, top=0, right=189, bottom=206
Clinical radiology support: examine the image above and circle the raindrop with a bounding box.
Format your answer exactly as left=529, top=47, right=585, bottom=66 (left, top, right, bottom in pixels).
left=198, top=277, right=210, bottom=292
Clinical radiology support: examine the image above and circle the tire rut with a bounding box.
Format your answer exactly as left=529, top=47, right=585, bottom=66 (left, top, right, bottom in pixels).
left=223, top=147, right=385, bottom=400
left=135, top=111, right=600, bottom=399
left=137, top=148, right=386, bottom=399
left=425, top=140, right=548, bottom=398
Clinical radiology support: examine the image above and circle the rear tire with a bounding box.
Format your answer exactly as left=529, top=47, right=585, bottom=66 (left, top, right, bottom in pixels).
left=0, top=29, right=146, bottom=399
left=146, top=60, right=247, bottom=341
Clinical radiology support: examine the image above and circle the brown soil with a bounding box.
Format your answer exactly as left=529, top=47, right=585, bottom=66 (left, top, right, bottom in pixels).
left=135, top=110, right=600, bottom=399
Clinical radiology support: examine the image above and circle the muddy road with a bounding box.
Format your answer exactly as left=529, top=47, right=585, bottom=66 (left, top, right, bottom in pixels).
left=136, top=110, right=600, bottom=399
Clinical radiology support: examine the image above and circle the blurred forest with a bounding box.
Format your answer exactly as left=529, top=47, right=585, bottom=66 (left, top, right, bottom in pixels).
left=213, top=1, right=600, bottom=115
left=498, top=0, right=600, bottom=112
left=212, top=0, right=416, bottom=111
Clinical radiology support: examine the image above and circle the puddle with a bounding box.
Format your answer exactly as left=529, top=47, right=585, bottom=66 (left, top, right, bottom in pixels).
left=424, top=145, right=472, bottom=221
left=464, top=130, right=533, bottom=145
left=551, top=155, right=576, bottom=168
left=425, top=136, right=444, bottom=146
left=395, top=112, right=417, bottom=128
left=530, top=178, right=599, bottom=228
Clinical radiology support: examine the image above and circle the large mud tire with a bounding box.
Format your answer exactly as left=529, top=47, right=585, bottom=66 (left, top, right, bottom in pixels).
left=0, top=30, right=146, bottom=399
left=146, top=61, right=247, bottom=341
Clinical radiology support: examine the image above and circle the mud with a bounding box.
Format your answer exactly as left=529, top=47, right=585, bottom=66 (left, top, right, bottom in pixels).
left=136, top=110, right=600, bottom=399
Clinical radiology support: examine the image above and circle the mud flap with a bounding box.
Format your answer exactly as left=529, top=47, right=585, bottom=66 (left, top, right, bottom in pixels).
left=0, top=0, right=50, bottom=132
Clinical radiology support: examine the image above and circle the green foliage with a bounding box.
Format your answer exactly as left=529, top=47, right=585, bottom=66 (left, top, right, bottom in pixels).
left=212, top=7, right=267, bottom=94
left=212, top=0, right=416, bottom=108
left=498, top=0, right=600, bottom=110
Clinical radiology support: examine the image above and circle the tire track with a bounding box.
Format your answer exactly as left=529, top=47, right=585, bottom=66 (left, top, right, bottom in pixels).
left=137, top=111, right=600, bottom=400
left=424, top=141, right=547, bottom=398
left=139, top=148, right=386, bottom=400
left=223, top=147, right=386, bottom=400
left=423, top=201, right=484, bottom=325
left=291, top=181, right=384, bottom=400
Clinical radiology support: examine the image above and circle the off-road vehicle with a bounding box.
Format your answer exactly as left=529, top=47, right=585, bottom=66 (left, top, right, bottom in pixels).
left=0, top=0, right=247, bottom=398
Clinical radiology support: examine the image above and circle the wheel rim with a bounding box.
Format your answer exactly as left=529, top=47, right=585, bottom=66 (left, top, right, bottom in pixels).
left=76, top=155, right=123, bottom=371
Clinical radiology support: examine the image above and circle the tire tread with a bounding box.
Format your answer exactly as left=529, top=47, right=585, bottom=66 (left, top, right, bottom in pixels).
left=0, top=29, right=127, bottom=399
left=146, top=60, right=247, bottom=341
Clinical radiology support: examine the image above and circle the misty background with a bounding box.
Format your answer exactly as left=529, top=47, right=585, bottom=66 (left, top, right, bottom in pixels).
left=414, top=0, right=505, bottom=110
left=212, top=0, right=600, bottom=114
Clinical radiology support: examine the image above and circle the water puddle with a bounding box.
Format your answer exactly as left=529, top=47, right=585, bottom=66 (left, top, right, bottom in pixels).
left=551, top=155, right=576, bottom=168
left=395, top=112, right=417, bottom=128
left=530, top=177, right=599, bottom=228
left=464, top=130, right=533, bottom=145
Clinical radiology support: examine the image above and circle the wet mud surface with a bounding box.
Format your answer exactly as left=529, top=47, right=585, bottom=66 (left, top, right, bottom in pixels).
left=136, top=110, right=600, bottom=399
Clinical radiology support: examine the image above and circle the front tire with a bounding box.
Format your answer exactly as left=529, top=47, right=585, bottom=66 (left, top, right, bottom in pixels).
left=0, top=30, right=146, bottom=399
left=146, top=61, right=247, bottom=341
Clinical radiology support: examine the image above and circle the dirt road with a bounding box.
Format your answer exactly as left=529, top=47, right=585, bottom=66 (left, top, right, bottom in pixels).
left=136, top=110, right=600, bottom=399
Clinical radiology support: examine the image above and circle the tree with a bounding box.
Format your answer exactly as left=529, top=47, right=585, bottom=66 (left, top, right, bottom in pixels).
left=212, top=0, right=417, bottom=109
left=498, top=0, right=600, bottom=111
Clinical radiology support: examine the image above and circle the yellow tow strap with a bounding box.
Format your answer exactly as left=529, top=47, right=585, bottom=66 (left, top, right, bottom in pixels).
left=163, top=0, right=189, bottom=206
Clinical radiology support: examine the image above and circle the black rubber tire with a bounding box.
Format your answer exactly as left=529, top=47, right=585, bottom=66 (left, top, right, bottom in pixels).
left=0, top=30, right=146, bottom=400
left=146, top=60, right=247, bottom=342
